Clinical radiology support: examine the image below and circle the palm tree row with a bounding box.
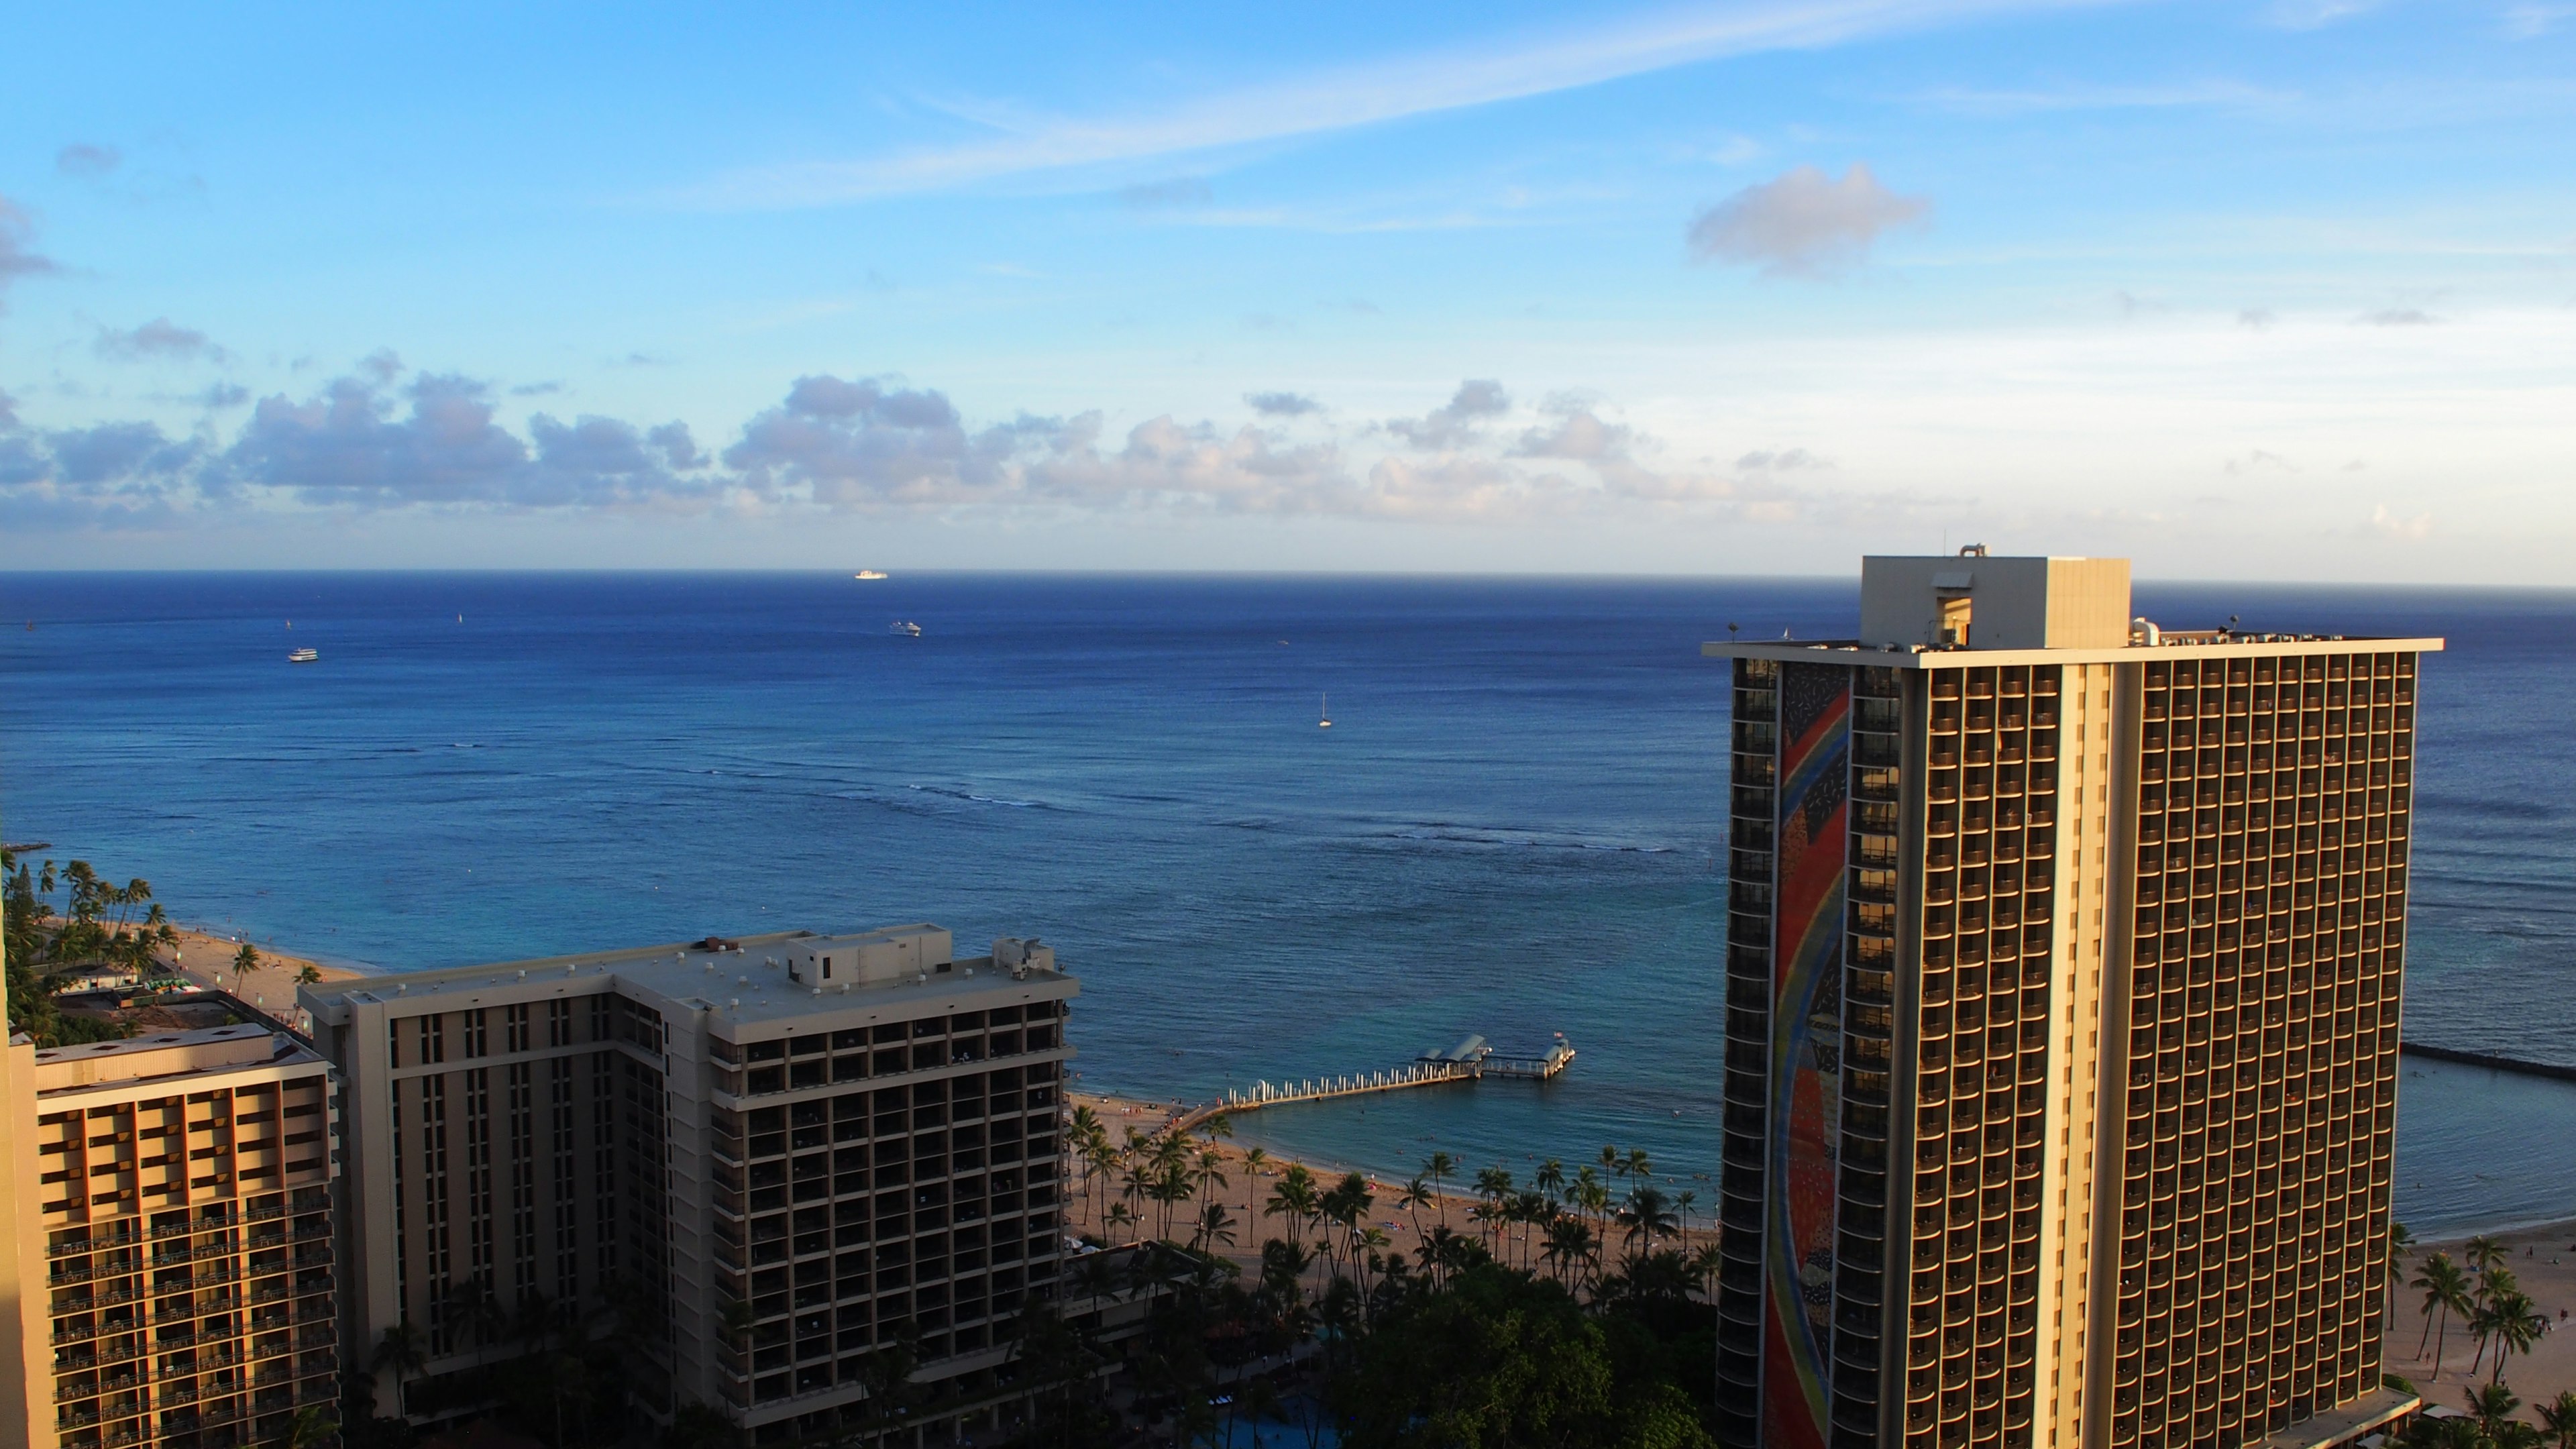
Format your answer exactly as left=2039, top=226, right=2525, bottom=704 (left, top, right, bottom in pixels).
left=2410, top=1234, right=2552, bottom=1388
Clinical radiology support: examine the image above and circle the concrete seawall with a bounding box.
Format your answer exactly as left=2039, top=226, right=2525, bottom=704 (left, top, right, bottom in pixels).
left=2399, top=1040, right=2576, bottom=1083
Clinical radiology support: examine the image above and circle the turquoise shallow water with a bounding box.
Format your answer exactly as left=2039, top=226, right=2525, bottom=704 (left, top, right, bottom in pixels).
left=0, top=572, right=2571, bottom=1236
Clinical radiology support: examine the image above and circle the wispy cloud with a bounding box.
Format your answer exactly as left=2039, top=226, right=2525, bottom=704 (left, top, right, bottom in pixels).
left=680, top=0, right=2115, bottom=209
left=2263, top=0, right=2383, bottom=29
left=0, top=195, right=61, bottom=307
left=96, top=317, right=230, bottom=364
left=1118, top=176, right=1214, bottom=209
left=2504, top=4, right=2576, bottom=38
left=56, top=143, right=121, bottom=178
left=1905, top=78, right=2290, bottom=115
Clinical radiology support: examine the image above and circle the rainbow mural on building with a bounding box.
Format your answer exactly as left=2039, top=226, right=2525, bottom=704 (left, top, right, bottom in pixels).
left=1765, top=663, right=1849, bottom=1449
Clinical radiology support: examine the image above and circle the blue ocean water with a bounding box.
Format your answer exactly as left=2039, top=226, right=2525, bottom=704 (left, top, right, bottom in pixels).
left=1, top=572, right=2571, bottom=1235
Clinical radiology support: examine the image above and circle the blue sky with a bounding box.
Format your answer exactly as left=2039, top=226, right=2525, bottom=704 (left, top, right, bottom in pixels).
left=3, top=0, right=2573, bottom=577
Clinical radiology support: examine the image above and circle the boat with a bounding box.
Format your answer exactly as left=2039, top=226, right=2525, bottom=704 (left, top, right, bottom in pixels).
left=288, top=647, right=319, bottom=664
left=854, top=571, right=889, bottom=580
left=1318, top=692, right=1332, bottom=729
left=889, top=621, right=922, bottom=637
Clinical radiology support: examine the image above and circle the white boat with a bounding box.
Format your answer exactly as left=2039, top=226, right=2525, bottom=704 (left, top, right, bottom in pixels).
left=288, top=647, right=319, bottom=664
left=889, top=621, right=922, bottom=637
left=854, top=570, right=889, bottom=580
left=1318, top=692, right=1332, bottom=729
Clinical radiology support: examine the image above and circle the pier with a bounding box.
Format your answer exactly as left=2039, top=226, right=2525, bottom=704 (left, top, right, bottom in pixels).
left=1176, top=1033, right=1574, bottom=1132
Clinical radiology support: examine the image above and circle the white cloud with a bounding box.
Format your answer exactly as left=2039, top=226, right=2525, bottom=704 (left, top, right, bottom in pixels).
left=0, top=195, right=61, bottom=308
left=2369, top=503, right=2431, bottom=539
left=0, top=365, right=1836, bottom=531
left=1385, top=379, right=1512, bottom=449
left=1686, top=163, right=1929, bottom=276
left=96, top=317, right=229, bottom=364
left=2263, top=0, right=2382, bottom=29
left=681, top=0, right=2107, bottom=207
left=1906, top=79, right=2289, bottom=115
left=2504, top=5, right=2576, bottom=38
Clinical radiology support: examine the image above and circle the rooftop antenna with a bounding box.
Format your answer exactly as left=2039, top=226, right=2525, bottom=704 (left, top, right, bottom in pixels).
left=1727, top=622, right=1739, bottom=641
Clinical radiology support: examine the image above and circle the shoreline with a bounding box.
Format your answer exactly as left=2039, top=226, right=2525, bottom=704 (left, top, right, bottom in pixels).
left=1064, top=1089, right=1719, bottom=1279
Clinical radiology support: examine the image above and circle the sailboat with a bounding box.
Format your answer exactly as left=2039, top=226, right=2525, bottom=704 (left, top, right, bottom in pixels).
left=1318, top=693, right=1332, bottom=729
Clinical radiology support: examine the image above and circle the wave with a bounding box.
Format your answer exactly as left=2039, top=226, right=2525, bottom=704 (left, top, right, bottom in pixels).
left=1372, top=821, right=1680, bottom=855
left=908, top=784, right=1053, bottom=810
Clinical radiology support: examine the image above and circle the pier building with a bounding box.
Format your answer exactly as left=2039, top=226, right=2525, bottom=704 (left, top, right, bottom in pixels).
left=1707, top=555, right=2437, bottom=1449
left=299, top=924, right=1075, bottom=1446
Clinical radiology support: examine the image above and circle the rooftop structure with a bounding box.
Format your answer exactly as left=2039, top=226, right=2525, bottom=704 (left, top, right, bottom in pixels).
left=301, top=924, right=1076, bottom=1446
left=1706, top=554, right=2433, bottom=1449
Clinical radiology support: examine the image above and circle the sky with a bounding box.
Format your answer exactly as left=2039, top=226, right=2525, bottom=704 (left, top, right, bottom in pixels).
left=2, top=0, right=2573, bottom=578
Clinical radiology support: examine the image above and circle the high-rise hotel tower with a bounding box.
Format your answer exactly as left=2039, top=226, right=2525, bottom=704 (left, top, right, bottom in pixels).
left=1708, top=555, right=2437, bottom=1449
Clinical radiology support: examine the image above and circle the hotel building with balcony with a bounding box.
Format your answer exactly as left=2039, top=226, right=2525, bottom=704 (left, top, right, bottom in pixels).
left=1707, top=555, right=2436, bottom=1449
left=0, top=1018, right=340, bottom=1449
left=299, top=924, right=1075, bottom=1446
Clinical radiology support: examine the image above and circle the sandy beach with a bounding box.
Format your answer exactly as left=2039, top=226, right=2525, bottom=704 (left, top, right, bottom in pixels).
left=1061, top=1089, right=1714, bottom=1283
left=146, top=923, right=370, bottom=1028
left=2384, top=1219, right=2576, bottom=1412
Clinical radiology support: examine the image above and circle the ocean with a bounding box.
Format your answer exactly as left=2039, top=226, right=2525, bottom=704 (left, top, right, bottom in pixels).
left=2, top=571, right=2572, bottom=1236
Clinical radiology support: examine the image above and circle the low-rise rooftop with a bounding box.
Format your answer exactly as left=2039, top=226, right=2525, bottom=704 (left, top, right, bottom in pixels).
left=301, top=926, right=1073, bottom=1037
left=33, top=1022, right=319, bottom=1095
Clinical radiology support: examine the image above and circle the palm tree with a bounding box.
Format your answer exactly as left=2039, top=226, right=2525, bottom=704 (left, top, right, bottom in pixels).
left=2388, top=1220, right=2414, bottom=1285
left=1422, top=1151, right=1458, bottom=1230
left=1534, top=1158, right=1566, bottom=1207
left=2468, top=1383, right=2525, bottom=1445
left=2415, top=1252, right=2470, bottom=1375
left=1673, top=1189, right=1699, bottom=1246
left=1190, top=1202, right=1238, bottom=1253
left=1624, top=1146, right=1654, bottom=1183
left=280, top=1404, right=338, bottom=1449
left=1266, top=1163, right=1320, bottom=1252
left=2536, top=1389, right=2576, bottom=1449
left=1470, top=1167, right=1513, bottom=1252
left=2470, top=1267, right=2522, bottom=1381
left=2486, top=1287, right=2545, bottom=1386
left=1397, top=1177, right=1434, bottom=1240
left=372, top=1319, right=427, bottom=1415
left=231, top=941, right=261, bottom=990
left=1688, top=1242, right=1725, bottom=1302
left=1193, top=1145, right=1230, bottom=1214
left=1242, top=1146, right=1271, bottom=1226
left=2467, top=1234, right=2508, bottom=1279
left=1619, top=1185, right=1678, bottom=1256
left=1541, top=1215, right=1597, bottom=1287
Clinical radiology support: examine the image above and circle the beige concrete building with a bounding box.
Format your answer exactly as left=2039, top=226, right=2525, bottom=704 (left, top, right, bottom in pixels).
left=0, top=1016, right=340, bottom=1449
left=1708, top=553, right=2436, bottom=1449
left=299, top=924, right=1077, bottom=1446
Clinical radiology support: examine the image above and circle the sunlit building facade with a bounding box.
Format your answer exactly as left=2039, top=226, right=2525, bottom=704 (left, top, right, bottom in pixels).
left=0, top=1022, right=339, bottom=1449
left=1711, top=555, right=2434, bottom=1449
left=302, top=924, right=1075, bottom=1446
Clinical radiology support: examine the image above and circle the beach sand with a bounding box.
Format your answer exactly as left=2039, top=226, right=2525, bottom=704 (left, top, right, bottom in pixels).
left=2383, top=1220, right=2576, bottom=1413
left=146, top=924, right=369, bottom=1029
left=1061, top=1090, right=1711, bottom=1282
